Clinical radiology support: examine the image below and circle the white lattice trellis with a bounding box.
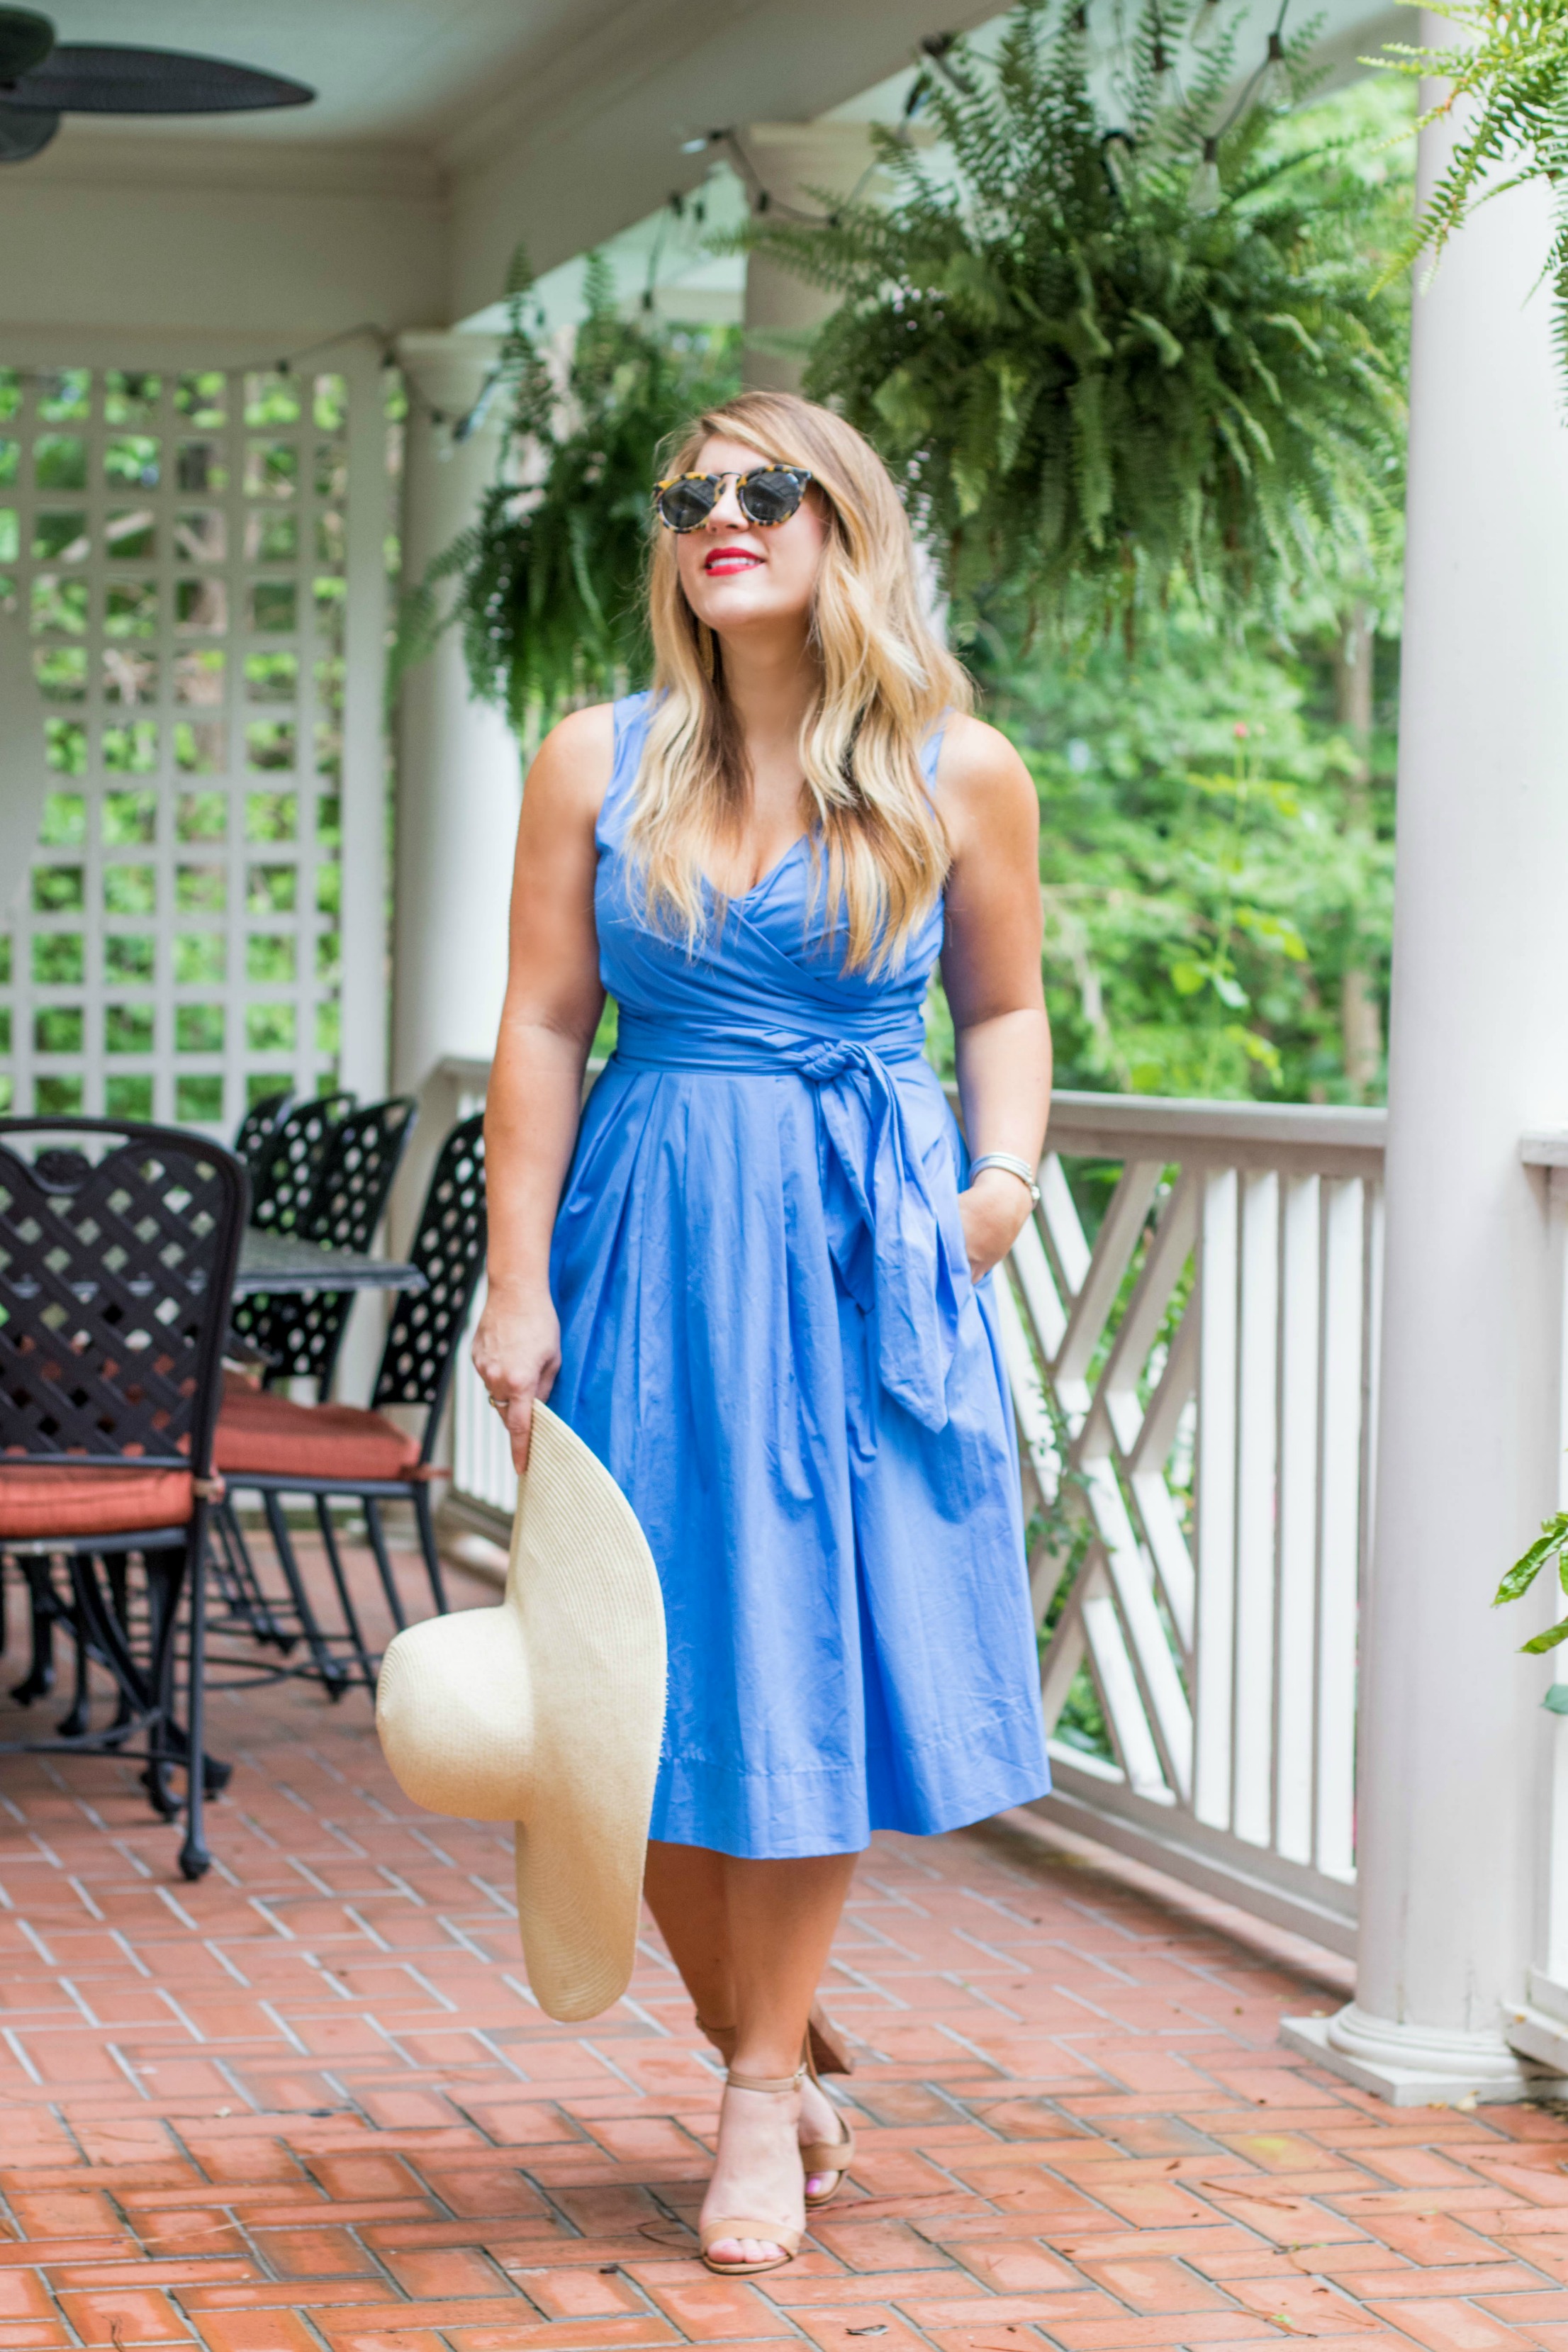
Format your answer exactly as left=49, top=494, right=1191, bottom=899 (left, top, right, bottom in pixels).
left=0, top=352, right=389, bottom=1133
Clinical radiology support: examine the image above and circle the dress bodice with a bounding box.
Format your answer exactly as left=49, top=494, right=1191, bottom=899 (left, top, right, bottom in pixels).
left=593, top=691, right=945, bottom=1062
left=586, top=691, right=966, bottom=1436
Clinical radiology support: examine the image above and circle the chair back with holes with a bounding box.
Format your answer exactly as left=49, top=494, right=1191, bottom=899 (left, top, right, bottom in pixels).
left=232, top=1090, right=294, bottom=1177
left=248, top=1091, right=355, bottom=1235
left=372, top=1114, right=487, bottom=1456
left=241, top=1097, right=418, bottom=1393
left=0, top=1118, right=247, bottom=1479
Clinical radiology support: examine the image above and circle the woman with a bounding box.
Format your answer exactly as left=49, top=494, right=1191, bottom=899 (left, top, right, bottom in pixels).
left=474, top=391, right=1052, bottom=2277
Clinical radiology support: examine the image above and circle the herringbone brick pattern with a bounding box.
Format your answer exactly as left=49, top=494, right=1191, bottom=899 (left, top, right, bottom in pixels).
left=2, top=1538, right=1567, bottom=2352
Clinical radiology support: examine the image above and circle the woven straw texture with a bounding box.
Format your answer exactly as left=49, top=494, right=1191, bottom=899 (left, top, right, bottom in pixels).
left=376, top=1403, right=666, bottom=2022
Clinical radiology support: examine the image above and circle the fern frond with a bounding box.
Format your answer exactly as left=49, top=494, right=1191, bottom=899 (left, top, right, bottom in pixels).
left=745, top=0, right=1407, bottom=638
left=394, top=262, right=741, bottom=724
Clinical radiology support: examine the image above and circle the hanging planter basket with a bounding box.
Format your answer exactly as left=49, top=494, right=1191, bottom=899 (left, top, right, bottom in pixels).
left=744, top=0, right=1408, bottom=642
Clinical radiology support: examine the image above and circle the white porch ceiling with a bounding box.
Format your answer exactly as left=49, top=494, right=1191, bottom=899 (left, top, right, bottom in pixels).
left=21, top=0, right=621, bottom=150
left=0, top=0, right=1406, bottom=345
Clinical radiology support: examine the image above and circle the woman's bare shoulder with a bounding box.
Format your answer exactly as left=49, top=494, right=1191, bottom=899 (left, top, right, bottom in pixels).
left=522, top=701, right=617, bottom=830
left=934, top=710, right=1038, bottom=858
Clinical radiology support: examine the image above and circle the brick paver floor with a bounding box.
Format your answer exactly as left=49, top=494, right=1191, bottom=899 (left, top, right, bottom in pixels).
left=4, top=1535, right=1568, bottom=2352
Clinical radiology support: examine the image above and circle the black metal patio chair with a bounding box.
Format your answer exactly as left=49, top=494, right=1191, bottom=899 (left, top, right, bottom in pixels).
left=231, top=1089, right=295, bottom=1180
left=233, top=1094, right=418, bottom=1395
left=0, top=1116, right=247, bottom=1879
left=246, top=1089, right=356, bottom=1236
left=215, top=1095, right=419, bottom=1689
left=214, top=1113, right=487, bottom=1693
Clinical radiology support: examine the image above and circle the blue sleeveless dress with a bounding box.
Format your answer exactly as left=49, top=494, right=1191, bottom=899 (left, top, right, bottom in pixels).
left=549, top=691, right=1050, bottom=1859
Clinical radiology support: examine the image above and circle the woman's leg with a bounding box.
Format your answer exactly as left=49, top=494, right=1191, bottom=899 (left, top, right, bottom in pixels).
left=644, top=1841, right=734, bottom=2031
left=725, top=1852, right=858, bottom=2071
left=701, top=1851, right=858, bottom=2268
left=644, top=1842, right=853, bottom=2198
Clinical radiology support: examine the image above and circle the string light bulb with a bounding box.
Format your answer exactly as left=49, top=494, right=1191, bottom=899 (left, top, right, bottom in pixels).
left=1188, top=135, right=1221, bottom=213
left=1101, top=126, right=1136, bottom=194
left=1255, top=28, right=1291, bottom=108
left=1190, top=0, right=1222, bottom=41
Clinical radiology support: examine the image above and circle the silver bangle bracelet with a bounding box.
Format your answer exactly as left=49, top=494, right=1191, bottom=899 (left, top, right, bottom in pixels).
left=968, top=1150, right=1041, bottom=1207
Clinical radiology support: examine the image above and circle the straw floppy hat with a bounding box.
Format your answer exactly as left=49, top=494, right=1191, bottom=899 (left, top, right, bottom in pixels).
left=376, top=1402, right=666, bottom=2022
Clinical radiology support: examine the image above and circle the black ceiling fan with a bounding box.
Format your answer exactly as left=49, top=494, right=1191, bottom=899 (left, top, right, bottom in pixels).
left=0, top=6, right=313, bottom=162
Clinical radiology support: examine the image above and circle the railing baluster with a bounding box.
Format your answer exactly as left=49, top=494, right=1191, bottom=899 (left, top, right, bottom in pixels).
left=1194, top=1166, right=1241, bottom=1832
left=1039, top=1151, right=1092, bottom=1301
left=1233, top=1170, right=1281, bottom=1848
left=1276, top=1171, right=1323, bottom=1866
left=1128, top=1306, right=1199, bottom=1653
left=1053, top=1158, right=1165, bottom=1424
left=1316, top=1175, right=1365, bottom=1883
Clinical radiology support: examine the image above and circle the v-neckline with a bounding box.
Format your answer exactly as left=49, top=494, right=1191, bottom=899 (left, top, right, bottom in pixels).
left=705, top=832, right=810, bottom=905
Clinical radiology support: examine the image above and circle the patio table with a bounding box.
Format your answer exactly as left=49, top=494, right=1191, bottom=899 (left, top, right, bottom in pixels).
left=233, top=1229, right=426, bottom=1297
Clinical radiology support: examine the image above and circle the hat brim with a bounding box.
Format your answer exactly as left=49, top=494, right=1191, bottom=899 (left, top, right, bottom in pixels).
left=508, top=1404, right=667, bottom=2022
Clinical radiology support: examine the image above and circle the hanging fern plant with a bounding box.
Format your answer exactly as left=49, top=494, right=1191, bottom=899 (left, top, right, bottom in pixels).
left=744, top=0, right=1408, bottom=639
left=1375, top=0, right=1568, bottom=386
left=397, top=254, right=741, bottom=730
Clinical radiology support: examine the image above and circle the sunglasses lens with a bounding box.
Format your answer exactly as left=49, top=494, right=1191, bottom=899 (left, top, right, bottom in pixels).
left=739, top=467, right=805, bottom=526
left=657, top=478, right=719, bottom=531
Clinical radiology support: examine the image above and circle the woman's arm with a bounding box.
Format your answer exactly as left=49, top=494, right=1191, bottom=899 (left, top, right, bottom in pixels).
left=471, top=702, right=613, bottom=1469
left=937, top=712, right=1053, bottom=1281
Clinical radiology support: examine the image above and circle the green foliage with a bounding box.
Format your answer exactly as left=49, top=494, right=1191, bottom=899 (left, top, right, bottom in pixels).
left=1495, top=1513, right=1568, bottom=1651
left=397, top=255, right=741, bottom=730
left=1377, top=0, right=1568, bottom=387
left=970, top=598, right=1396, bottom=1098
left=746, top=0, right=1408, bottom=639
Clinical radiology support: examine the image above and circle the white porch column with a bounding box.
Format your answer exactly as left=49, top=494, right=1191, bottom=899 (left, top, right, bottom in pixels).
left=1282, top=79, right=1568, bottom=2102
left=741, top=123, right=877, bottom=392
left=391, top=332, right=520, bottom=1102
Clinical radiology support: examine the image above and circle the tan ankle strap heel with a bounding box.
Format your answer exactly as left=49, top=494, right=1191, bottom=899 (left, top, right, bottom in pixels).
left=700, top=2066, right=805, bottom=2278
left=800, top=2030, right=856, bottom=2210
left=725, top=2065, right=804, bottom=2095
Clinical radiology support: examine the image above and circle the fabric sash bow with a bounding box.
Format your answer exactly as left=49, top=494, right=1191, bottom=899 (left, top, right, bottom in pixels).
left=612, top=1016, right=968, bottom=1431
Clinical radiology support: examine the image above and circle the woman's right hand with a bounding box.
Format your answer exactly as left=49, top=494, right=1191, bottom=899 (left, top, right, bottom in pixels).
left=471, top=1285, right=561, bottom=1474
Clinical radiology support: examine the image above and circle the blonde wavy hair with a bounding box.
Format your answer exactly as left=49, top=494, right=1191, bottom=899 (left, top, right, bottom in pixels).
left=628, top=391, right=972, bottom=974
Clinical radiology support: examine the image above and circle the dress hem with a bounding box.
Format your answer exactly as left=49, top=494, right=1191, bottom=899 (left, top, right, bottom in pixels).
left=647, top=1726, right=1051, bottom=1861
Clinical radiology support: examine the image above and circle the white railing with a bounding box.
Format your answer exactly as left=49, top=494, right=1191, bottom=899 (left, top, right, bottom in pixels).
left=430, top=1055, right=1382, bottom=1952
left=1009, top=1093, right=1383, bottom=1956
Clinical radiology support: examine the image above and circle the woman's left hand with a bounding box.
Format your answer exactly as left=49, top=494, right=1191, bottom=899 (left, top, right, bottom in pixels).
left=958, top=1167, right=1035, bottom=1283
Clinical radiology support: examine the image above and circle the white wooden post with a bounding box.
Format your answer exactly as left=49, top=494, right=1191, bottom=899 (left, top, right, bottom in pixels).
left=386, top=331, right=520, bottom=1283
left=390, top=333, right=519, bottom=1107
left=336, top=342, right=395, bottom=1105
left=1282, top=67, right=1568, bottom=2100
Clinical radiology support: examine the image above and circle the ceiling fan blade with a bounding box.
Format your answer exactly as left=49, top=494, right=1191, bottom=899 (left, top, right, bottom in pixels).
left=0, top=8, right=55, bottom=83
left=6, top=45, right=313, bottom=115
left=0, top=98, right=57, bottom=156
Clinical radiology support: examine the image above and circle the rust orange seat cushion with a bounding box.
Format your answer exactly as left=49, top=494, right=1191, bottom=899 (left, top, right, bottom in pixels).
left=215, top=1387, right=420, bottom=1483
left=0, top=1463, right=194, bottom=1540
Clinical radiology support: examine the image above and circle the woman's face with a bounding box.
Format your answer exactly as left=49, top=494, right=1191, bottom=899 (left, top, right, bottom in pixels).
left=671, top=434, right=831, bottom=645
